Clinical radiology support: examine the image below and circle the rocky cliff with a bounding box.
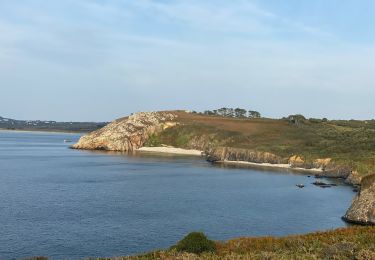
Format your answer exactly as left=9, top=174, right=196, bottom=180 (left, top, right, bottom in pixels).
left=205, top=147, right=354, bottom=179
left=72, top=112, right=177, bottom=151
left=343, top=174, right=375, bottom=225
left=206, top=147, right=285, bottom=164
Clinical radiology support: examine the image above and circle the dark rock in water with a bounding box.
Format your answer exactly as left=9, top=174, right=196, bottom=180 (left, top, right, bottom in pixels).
left=312, top=181, right=337, bottom=188
left=296, top=184, right=305, bottom=188
left=307, top=175, right=311, bottom=178
left=353, top=188, right=359, bottom=193
left=313, top=181, right=328, bottom=186
left=206, top=154, right=220, bottom=163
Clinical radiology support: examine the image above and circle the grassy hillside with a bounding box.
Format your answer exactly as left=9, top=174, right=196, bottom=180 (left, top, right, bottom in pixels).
left=88, top=227, right=375, bottom=260
left=153, top=111, right=375, bottom=176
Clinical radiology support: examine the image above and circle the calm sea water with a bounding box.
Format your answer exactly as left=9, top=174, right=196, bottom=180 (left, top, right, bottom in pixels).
left=0, top=131, right=354, bottom=259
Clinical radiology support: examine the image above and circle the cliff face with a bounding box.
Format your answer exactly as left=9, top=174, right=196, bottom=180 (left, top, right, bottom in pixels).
left=343, top=174, right=375, bottom=225
left=72, top=112, right=177, bottom=152
left=206, top=147, right=285, bottom=164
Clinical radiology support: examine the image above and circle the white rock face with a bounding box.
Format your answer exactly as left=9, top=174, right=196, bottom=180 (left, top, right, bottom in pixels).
left=72, top=112, right=177, bottom=151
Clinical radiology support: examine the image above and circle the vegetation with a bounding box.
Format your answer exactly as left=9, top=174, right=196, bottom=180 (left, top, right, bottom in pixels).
left=198, top=107, right=261, bottom=118
left=27, top=227, right=375, bottom=259
left=155, top=111, right=375, bottom=176
left=89, top=226, right=375, bottom=259
left=144, top=133, right=162, bottom=147
left=171, top=232, right=216, bottom=254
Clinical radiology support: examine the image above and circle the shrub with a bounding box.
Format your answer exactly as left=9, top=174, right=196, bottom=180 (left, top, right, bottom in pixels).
left=173, top=232, right=216, bottom=254
left=144, top=133, right=161, bottom=147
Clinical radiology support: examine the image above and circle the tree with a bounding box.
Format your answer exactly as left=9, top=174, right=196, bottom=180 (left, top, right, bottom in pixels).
left=227, top=108, right=234, bottom=117
left=217, top=107, right=228, bottom=116
left=234, top=108, right=247, bottom=118
left=248, top=110, right=261, bottom=118
left=287, top=114, right=306, bottom=126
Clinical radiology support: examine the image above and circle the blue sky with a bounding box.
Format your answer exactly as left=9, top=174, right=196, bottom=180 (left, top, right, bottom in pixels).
left=0, top=0, right=374, bottom=121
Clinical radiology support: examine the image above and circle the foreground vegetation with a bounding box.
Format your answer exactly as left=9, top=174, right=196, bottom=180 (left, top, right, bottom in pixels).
left=152, top=111, right=375, bottom=177
left=126, top=227, right=375, bottom=260
left=23, top=227, right=375, bottom=259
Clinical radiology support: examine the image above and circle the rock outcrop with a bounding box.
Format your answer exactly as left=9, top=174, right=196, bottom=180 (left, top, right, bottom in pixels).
left=343, top=174, right=375, bottom=225
left=206, top=147, right=286, bottom=164
left=72, top=112, right=177, bottom=151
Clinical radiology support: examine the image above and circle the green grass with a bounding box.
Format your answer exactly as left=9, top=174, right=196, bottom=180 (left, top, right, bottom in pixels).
left=155, top=112, right=375, bottom=176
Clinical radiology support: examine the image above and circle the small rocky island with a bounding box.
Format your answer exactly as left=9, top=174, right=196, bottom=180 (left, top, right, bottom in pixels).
left=72, top=110, right=375, bottom=225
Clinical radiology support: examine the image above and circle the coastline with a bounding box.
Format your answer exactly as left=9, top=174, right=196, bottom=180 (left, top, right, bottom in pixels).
left=0, top=128, right=86, bottom=134
left=219, top=160, right=323, bottom=173
left=136, top=146, right=203, bottom=156
left=136, top=147, right=324, bottom=174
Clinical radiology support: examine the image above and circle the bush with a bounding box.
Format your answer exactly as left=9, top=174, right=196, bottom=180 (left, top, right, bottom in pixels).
left=144, top=133, right=161, bottom=147
left=173, top=232, right=216, bottom=254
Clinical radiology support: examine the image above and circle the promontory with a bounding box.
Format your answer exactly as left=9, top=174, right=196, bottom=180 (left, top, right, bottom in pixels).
left=72, top=110, right=375, bottom=225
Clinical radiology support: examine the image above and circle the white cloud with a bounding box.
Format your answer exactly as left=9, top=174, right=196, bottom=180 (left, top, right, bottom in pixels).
left=0, top=0, right=373, bottom=120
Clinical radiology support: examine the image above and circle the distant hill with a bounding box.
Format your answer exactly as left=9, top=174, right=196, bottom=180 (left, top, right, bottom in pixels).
left=0, top=116, right=107, bottom=133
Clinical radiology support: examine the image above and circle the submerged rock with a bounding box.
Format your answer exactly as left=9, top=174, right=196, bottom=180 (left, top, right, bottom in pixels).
left=343, top=174, right=375, bottom=225
left=72, top=112, right=177, bottom=152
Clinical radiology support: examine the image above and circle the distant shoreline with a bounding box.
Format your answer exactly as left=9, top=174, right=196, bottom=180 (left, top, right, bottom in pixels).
left=0, top=128, right=85, bottom=134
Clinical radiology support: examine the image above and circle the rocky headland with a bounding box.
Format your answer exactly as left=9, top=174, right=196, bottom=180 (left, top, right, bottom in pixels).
left=343, top=174, right=375, bottom=225
left=72, top=111, right=177, bottom=151
left=72, top=110, right=375, bottom=225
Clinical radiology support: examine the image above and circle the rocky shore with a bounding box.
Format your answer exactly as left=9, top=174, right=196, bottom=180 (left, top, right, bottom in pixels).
left=72, top=111, right=375, bottom=225
left=343, top=174, right=375, bottom=225
left=205, top=146, right=360, bottom=184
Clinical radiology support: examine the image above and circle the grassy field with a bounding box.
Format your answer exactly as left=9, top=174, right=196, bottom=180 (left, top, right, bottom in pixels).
left=154, top=111, right=375, bottom=176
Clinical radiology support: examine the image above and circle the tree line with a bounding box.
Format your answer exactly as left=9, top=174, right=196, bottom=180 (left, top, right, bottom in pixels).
left=193, top=108, right=261, bottom=118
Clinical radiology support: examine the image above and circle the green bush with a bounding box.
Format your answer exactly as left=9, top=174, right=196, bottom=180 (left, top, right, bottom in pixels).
left=144, top=133, right=161, bottom=147
left=173, top=232, right=216, bottom=254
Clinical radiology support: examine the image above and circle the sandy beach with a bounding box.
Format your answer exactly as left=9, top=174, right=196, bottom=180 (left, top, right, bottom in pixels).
left=136, top=147, right=203, bottom=156
left=221, top=160, right=323, bottom=173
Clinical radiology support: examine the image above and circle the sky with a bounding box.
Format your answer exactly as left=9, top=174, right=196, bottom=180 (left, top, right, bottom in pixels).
left=0, top=0, right=374, bottom=121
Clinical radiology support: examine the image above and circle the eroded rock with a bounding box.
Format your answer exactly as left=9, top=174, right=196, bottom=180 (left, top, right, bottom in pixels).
left=72, top=112, right=177, bottom=152
left=343, top=174, right=375, bottom=225
left=206, top=147, right=285, bottom=164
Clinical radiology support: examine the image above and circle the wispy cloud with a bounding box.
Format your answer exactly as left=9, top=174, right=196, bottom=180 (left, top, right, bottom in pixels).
left=0, top=0, right=373, bottom=120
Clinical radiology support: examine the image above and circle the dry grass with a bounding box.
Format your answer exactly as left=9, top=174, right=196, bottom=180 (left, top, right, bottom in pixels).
left=157, top=111, right=375, bottom=176
left=95, top=226, right=375, bottom=260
